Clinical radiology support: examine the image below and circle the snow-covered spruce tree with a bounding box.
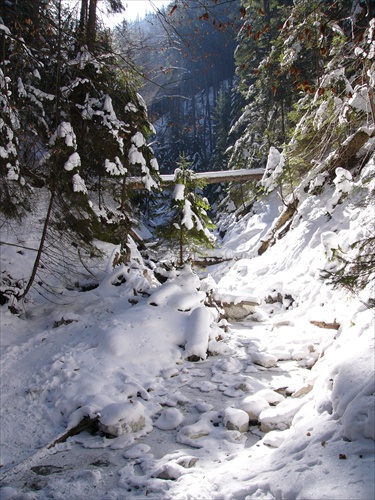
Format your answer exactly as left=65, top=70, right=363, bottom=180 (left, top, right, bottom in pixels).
left=53, top=44, right=160, bottom=253
left=224, top=0, right=374, bottom=215
left=220, top=0, right=295, bottom=213
left=1, top=0, right=161, bottom=302
left=256, top=0, right=375, bottom=256
left=0, top=5, right=49, bottom=218
left=157, top=154, right=215, bottom=266
left=271, top=0, right=374, bottom=189
left=0, top=37, right=25, bottom=218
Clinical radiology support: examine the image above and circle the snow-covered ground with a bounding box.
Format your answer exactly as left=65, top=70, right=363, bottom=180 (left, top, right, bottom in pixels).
left=1, top=158, right=374, bottom=499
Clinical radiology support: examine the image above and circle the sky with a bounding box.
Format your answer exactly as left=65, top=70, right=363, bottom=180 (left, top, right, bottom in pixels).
left=105, top=0, right=172, bottom=25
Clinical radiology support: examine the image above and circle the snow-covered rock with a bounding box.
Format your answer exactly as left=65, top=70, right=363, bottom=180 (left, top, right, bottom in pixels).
left=154, top=408, right=184, bottom=430
left=251, top=351, right=278, bottom=368
left=214, top=291, right=261, bottom=320
left=99, top=401, right=146, bottom=437
left=223, top=407, right=249, bottom=432
left=259, top=397, right=308, bottom=432
left=255, top=389, right=285, bottom=405
left=184, top=306, right=213, bottom=360
left=236, top=395, right=270, bottom=423
left=152, top=462, right=189, bottom=480
left=176, top=418, right=213, bottom=448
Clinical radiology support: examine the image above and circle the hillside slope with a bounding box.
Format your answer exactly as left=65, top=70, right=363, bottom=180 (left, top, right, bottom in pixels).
left=1, top=147, right=374, bottom=498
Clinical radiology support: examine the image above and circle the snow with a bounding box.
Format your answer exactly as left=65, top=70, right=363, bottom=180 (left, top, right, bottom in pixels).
left=104, top=156, right=126, bottom=176
left=50, top=121, right=77, bottom=148
left=72, top=172, right=88, bottom=193
left=125, top=102, right=138, bottom=113
left=184, top=306, right=213, bottom=360
left=181, top=199, right=194, bottom=230
left=173, top=183, right=185, bottom=200
left=261, top=146, right=285, bottom=192
left=128, top=144, right=146, bottom=166
left=142, top=165, right=158, bottom=191
left=64, top=151, right=81, bottom=171
left=1, top=150, right=374, bottom=499
left=161, top=168, right=265, bottom=183
left=131, top=131, right=146, bottom=148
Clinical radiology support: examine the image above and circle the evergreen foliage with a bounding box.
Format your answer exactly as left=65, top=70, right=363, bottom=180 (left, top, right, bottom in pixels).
left=322, top=236, right=375, bottom=305
left=156, top=154, right=215, bottom=265
left=0, top=0, right=160, bottom=300
left=227, top=0, right=374, bottom=195
left=114, top=0, right=242, bottom=173
left=1, top=0, right=374, bottom=302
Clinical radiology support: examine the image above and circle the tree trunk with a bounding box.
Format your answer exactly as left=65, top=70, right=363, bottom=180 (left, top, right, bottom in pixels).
left=19, top=189, right=55, bottom=299
left=121, top=175, right=127, bottom=211
left=87, top=0, right=97, bottom=51
left=179, top=225, right=184, bottom=266
left=79, top=0, right=88, bottom=43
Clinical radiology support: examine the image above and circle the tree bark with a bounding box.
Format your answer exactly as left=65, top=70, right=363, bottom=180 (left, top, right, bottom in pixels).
left=87, top=0, right=97, bottom=51
left=79, top=0, right=88, bottom=43
left=179, top=224, right=184, bottom=266
left=19, top=189, right=55, bottom=299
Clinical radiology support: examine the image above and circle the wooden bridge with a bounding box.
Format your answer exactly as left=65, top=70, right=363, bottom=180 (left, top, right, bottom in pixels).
left=128, top=168, right=265, bottom=189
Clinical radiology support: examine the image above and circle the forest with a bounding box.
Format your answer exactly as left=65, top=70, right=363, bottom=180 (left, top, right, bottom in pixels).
left=0, top=0, right=374, bottom=498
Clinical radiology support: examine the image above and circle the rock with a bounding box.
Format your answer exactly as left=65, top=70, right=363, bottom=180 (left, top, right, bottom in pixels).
left=259, top=398, right=306, bottom=432
left=236, top=396, right=270, bottom=424
left=310, top=320, right=340, bottom=330
left=221, top=301, right=258, bottom=320
left=223, top=407, right=249, bottom=433
left=292, top=384, right=313, bottom=398
left=176, top=456, right=199, bottom=468
left=99, top=401, right=146, bottom=437
left=154, top=408, right=184, bottom=430
left=152, top=462, right=188, bottom=480
left=252, top=351, right=278, bottom=368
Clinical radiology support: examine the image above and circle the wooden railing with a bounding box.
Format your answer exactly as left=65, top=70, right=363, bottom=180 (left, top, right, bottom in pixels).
left=127, top=168, right=265, bottom=189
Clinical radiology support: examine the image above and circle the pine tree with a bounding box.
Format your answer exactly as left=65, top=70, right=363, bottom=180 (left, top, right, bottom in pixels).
left=0, top=0, right=161, bottom=303
left=157, top=154, right=215, bottom=266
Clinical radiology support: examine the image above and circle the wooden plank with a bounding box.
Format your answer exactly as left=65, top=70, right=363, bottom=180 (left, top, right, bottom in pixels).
left=127, top=168, right=265, bottom=189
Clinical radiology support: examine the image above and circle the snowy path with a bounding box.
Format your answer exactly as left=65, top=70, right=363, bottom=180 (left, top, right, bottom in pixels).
left=0, top=309, right=319, bottom=499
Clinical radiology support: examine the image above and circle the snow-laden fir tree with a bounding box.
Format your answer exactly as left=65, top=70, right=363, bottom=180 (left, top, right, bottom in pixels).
left=157, top=154, right=215, bottom=266
left=0, top=0, right=161, bottom=303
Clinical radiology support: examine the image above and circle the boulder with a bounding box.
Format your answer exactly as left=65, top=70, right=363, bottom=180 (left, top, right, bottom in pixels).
left=99, top=401, right=146, bottom=437
left=223, top=407, right=249, bottom=433
left=236, top=396, right=270, bottom=424
left=252, top=351, right=278, bottom=368
left=222, top=302, right=258, bottom=320
left=214, top=292, right=261, bottom=320
left=152, top=463, right=188, bottom=480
